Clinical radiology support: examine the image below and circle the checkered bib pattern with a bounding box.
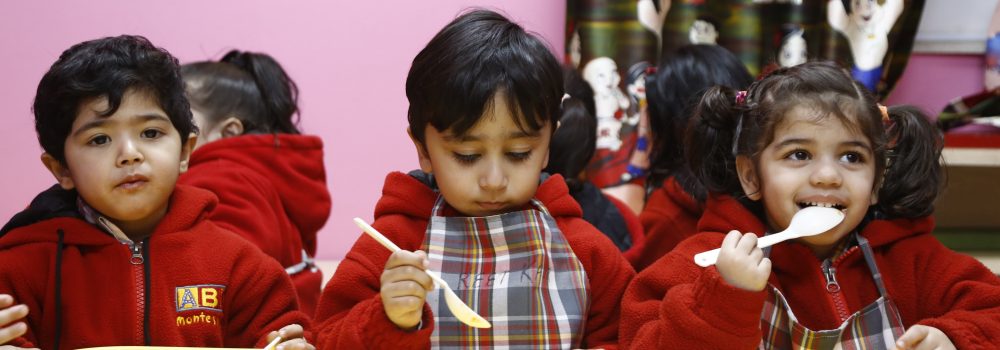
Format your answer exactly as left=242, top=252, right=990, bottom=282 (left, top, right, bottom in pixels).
left=759, top=235, right=906, bottom=350
left=423, top=196, right=590, bottom=349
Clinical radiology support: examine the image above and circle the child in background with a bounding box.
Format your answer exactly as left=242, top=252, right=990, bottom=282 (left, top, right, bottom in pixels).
left=0, top=35, right=311, bottom=349
left=312, top=9, right=635, bottom=349
left=545, top=67, right=644, bottom=259
left=621, top=61, right=1000, bottom=349
left=634, top=44, right=753, bottom=271
left=179, top=50, right=331, bottom=315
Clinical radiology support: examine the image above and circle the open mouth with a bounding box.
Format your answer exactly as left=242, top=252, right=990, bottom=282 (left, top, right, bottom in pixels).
left=797, top=201, right=846, bottom=212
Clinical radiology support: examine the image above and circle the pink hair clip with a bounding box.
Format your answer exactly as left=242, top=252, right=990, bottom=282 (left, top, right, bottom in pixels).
left=735, top=90, right=748, bottom=105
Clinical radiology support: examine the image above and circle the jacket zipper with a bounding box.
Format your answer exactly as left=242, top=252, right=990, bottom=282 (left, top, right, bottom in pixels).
left=820, top=248, right=855, bottom=322
left=129, top=240, right=145, bottom=344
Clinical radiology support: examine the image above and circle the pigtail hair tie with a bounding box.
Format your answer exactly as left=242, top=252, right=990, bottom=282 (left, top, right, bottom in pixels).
left=735, top=90, right=748, bottom=105
left=878, top=104, right=889, bottom=123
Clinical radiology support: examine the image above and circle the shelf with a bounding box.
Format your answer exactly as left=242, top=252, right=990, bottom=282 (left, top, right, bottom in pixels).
left=941, top=147, right=1000, bottom=167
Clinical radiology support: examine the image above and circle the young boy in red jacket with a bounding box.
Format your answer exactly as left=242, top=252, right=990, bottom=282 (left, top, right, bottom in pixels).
left=312, top=9, right=635, bottom=350
left=0, top=35, right=312, bottom=349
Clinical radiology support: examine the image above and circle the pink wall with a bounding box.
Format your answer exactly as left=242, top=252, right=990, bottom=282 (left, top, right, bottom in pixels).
left=0, top=1, right=566, bottom=260
left=885, top=54, right=985, bottom=115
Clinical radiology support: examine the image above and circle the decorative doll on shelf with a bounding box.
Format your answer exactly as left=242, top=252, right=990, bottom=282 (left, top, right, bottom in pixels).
left=689, top=15, right=720, bottom=45
left=827, top=0, right=903, bottom=92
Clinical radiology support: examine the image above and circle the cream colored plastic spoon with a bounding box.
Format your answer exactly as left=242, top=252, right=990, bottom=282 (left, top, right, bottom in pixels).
left=693, top=206, right=845, bottom=267
left=353, top=217, right=492, bottom=329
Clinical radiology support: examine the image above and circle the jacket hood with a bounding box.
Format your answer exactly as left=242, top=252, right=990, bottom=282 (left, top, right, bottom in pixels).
left=373, top=171, right=582, bottom=221
left=0, top=184, right=217, bottom=249
left=698, top=194, right=934, bottom=249
left=188, top=134, right=331, bottom=235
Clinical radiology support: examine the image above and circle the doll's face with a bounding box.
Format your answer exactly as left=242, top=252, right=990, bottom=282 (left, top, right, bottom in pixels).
left=779, top=32, right=807, bottom=67
left=583, top=57, right=621, bottom=96
left=689, top=19, right=719, bottom=44
left=850, top=0, right=876, bottom=26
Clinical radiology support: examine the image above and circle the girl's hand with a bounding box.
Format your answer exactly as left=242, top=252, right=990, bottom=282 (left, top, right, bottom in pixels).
left=264, top=324, right=313, bottom=350
left=715, top=230, right=771, bottom=291
left=380, top=250, right=434, bottom=330
left=895, top=325, right=956, bottom=350
left=0, top=294, right=29, bottom=344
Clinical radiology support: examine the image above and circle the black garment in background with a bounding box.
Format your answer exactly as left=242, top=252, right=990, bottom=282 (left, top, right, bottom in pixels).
left=572, top=181, right=632, bottom=252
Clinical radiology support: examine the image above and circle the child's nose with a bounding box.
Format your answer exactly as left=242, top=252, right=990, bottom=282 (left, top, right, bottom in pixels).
left=117, top=139, right=144, bottom=166
left=479, top=161, right=508, bottom=191
left=810, top=159, right=842, bottom=187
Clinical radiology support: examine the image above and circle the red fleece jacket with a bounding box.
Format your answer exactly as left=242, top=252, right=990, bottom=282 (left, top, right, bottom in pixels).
left=620, top=195, right=1000, bottom=349
left=313, top=172, right=635, bottom=349
left=0, top=185, right=309, bottom=348
left=178, top=134, right=331, bottom=314
left=633, top=177, right=701, bottom=271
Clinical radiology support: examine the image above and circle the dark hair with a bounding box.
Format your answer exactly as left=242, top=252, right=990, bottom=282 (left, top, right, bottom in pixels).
left=563, top=65, right=596, bottom=118
left=33, top=35, right=195, bottom=163
left=645, top=44, right=753, bottom=199
left=545, top=67, right=597, bottom=192
left=181, top=50, right=300, bottom=135
left=406, top=9, right=563, bottom=143
left=686, top=61, right=942, bottom=218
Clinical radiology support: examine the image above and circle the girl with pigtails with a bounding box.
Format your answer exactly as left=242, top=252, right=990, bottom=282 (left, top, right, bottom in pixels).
left=178, top=51, right=331, bottom=315
left=620, top=61, right=1000, bottom=349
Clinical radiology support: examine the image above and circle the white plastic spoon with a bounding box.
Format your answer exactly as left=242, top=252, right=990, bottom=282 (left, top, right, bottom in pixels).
left=693, top=206, right=846, bottom=267
left=353, top=217, right=492, bottom=329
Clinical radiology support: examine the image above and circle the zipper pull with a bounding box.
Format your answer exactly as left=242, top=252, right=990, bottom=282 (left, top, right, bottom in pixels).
left=129, top=241, right=144, bottom=265
left=823, top=264, right=840, bottom=293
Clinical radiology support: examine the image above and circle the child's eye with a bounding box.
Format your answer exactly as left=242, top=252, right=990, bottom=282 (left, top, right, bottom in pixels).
left=452, top=152, right=479, bottom=164
left=785, top=150, right=810, bottom=161
left=88, top=135, right=110, bottom=146
left=841, top=152, right=865, bottom=163
left=142, top=129, right=164, bottom=139
left=507, top=150, right=532, bottom=162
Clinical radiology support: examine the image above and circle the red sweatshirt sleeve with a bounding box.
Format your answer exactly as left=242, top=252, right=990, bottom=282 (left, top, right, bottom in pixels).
left=621, top=235, right=767, bottom=349
left=892, top=236, right=1000, bottom=348
left=312, top=220, right=434, bottom=349
left=0, top=240, right=49, bottom=347
left=560, top=218, right=636, bottom=350
left=223, top=245, right=312, bottom=347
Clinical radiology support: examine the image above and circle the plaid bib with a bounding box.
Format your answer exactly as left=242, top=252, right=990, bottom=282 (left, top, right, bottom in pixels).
left=423, top=196, right=590, bottom=349
left=759, top=235, right=905, bottom=350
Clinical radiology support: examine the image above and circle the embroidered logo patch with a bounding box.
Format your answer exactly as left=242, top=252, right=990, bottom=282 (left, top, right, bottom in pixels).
left=175, top=284, right=225, bottom=312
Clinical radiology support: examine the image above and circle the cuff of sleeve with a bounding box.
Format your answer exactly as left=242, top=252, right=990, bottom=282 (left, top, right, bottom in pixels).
left=690, top=268, right=767, bottom=336
left=362, top=296, right=435, bottom=349
left=918, top=317, right=989, bottom=349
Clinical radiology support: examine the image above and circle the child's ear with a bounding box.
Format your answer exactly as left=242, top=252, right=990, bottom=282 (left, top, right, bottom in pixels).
left=735, top=155, right=762, bottom=201
left=407, top=127, right=433, bottom=174
left=219, top=117, right=244, bottom=138
left=41, top=153, right=75, bottom=190
left=179, top=133, right=197, bottom=173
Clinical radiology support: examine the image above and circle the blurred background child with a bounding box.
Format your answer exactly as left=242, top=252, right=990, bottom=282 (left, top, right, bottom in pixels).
left=633, top=44, right=753, bottom=271
left=545, top=66, right=644, bottom=261
left=179, top=50, right=331, bottom=314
